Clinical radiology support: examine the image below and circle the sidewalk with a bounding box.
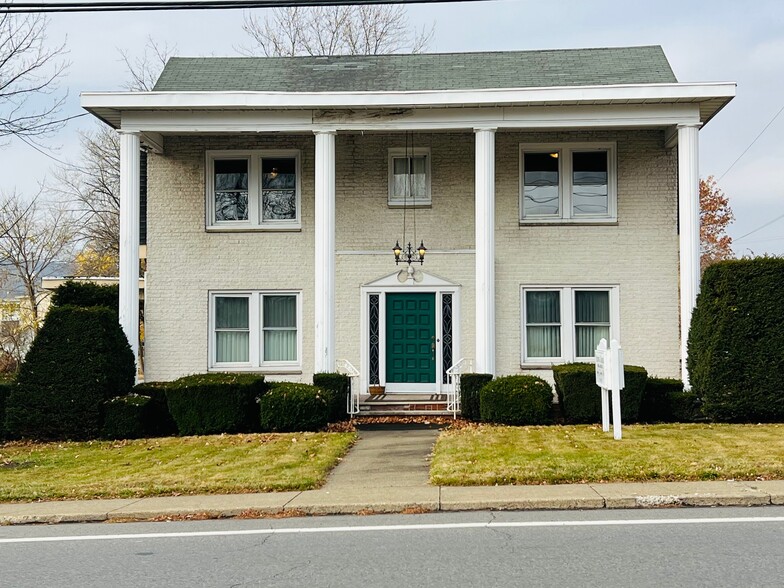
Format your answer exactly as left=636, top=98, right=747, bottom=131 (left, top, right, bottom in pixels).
left=2, top=425, right=783, bottom=525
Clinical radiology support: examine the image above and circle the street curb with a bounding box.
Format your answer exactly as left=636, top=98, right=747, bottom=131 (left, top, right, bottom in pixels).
left=2, top=481, right=783, bottom=525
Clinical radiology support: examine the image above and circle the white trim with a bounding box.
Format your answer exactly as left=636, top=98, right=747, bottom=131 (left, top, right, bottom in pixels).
left=314, top=131, right=337, bottom=373
left=81, top=81, right=736, bottom=112
left=205, top=149, right=302, bottom=231
left=208, top=290, right=302, bottom=372
left=387, top=147, right=432, bottom=207
left=360, top=273, right=460, bottom=395
left=519, top=142, right=617, bottom=223
left=119, top=131, right=141, bottom=371
left=475, top=128, right=496, bottom=375
left=520, top=285, right=620, bottom=366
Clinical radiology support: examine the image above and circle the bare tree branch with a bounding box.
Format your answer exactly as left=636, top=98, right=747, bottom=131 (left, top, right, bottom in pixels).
left=238, top=5, right=433, bottom=57
left=119, top=35, right=175, bottom=91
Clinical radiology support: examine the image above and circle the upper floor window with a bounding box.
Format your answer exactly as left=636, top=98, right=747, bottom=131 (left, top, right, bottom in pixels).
left=520, top=143, right=616, bottom=223
left=388, top=147, right=431, bottom=207
left=207, top=150, right=301, bottom=230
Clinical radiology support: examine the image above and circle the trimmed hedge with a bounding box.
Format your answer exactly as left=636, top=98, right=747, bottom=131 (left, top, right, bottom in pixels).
left=101, top=394, right=155, bottom=439
left=639, top=377, right=684, bottom=423
left=50, top=280, right=119, bottom=313
left=259, top=383, right=330, bottom=432
left=460, top=373, right=493, bottom=422
left=670, top=391, right=703, bottom=423
left=131, top=382, right=178, bottom=436
left=479, top=375, right=553, bottom=425
left=553, top=363, right=648, bottom=424
left=5, top=306, right=135, bottom=440
left=164, top=373, right=268, bottom=436
left=313, top=372, right=350, bottom=422
left=0, top=382, right=11, bottom=439
left=688, top=258, right=784, bottom=422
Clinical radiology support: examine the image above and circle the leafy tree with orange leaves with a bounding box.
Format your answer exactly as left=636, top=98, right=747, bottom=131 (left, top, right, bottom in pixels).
left=700, top=176, right=734, bottom=271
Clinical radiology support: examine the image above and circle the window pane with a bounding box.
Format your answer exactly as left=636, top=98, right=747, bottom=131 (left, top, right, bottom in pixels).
left=216, top=296, right=249, bottom=329
left=215, top=159, right=248, bottom=191
left=392, top=156, right=427, bottom=201
left=216, top=331, right=249, bottom=363
left=576, top=326, right=610, bottom=358
left=262, top=190, right=296, bottom=220
left=526, top=291, right=560, bottom=324
left=263, top=330, right=297, bottom=361
left=523, top=152, right=560, bottom=216
left=527, top=326, right=561, bottom=358
left=393, top=157, right=408, bottom=175
left=215, top=191, right=248, bottom=221
left=572, top=151, right=608, bottom=216
left=262, top=158, right=296, bottom=190
left=575, top=291, right=610, bottom=323
left=263, top=295, right=296, bottom=328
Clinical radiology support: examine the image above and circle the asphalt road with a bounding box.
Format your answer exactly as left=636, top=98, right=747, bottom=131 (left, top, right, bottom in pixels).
left=2, top=507, right=783, bottom=587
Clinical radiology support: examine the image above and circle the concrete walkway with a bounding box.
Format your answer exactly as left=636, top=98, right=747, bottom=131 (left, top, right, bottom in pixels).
left=2, top=425, right=784, bottom=525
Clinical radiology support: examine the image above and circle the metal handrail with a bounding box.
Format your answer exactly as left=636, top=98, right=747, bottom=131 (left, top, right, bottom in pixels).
left=445, top=358, right=473, bottom=419
left=336, top=359, right=360, bottom=416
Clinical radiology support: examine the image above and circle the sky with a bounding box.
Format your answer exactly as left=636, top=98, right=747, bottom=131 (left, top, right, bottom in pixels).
left=2, top=0, right=783, bottom=254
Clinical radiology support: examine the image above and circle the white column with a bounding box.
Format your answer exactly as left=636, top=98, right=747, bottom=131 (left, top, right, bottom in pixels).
left=314, top=130, right=337, bottom=373
left=677, top=123, right=701, bottom=388
left=118, top=131, right=141, bottom=367
left=475, top=127, right=496, bottom=375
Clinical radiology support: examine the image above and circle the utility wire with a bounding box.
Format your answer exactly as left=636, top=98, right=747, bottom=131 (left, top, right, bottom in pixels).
left=734, top=210, right=784, bottom=242
left=718, top=102, right=784, bottom=182
left=2, top=0, right=488, bottom=13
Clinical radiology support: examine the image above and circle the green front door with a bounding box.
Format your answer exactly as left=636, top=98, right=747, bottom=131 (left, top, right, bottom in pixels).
left=385, top=293, right=436, bottom=386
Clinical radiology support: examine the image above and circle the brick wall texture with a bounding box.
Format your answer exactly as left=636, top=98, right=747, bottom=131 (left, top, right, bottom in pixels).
left=145, top=129, right=679, bottom=383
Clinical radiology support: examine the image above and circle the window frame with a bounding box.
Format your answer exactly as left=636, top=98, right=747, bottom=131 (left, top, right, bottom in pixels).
left=206, top=150, right=302, bottom=231
left=520, top=285, right=620, bottom=366
left=519, top=142, right=617, bottom=224
left=208, top=290, right=303, bottom=372
left=387, top=147, right=432, bottom=207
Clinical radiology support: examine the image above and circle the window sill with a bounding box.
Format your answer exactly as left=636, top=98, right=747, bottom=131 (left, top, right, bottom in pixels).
left=209, top=366, right=303, bottom=375
left=519, top=219, right=618, bottom=227
left=388, top=202, right=432, bottom=209
left=520, top=363, right=558, bottom=370
left=206, top=225, right=302, bottom=233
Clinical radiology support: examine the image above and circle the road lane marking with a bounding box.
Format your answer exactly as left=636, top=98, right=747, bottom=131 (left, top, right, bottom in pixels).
left=2, top=516, right=784, bottom=544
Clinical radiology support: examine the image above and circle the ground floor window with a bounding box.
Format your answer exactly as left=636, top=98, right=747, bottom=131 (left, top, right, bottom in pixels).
left=210, top=291, right=301, bottom=370
left=521, top=286, right=618, bottom=364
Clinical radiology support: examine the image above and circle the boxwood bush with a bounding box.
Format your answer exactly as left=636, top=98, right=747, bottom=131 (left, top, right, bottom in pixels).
left=553, top=363, right=648, bottom=424
left=670, top=390, right=703, bottom=423
left=459, top=373, right=493, bottom=422
left=688, top=258, right=784, bottom=422
left=479, top=375, right=553, bottom=425
left=639, top=377, right=684, bottom=423
left=4, top=305, right=135, bottom=440
left=164, top=373, right=268, bottom=435
left=50, top=280, right=119, bottom=313
left=131, top=382, right=178, bottom=436
left=259, top=382, right=330, bottom=432
left=313, top=372, right=350, bottom=422
left=101, top=394, right=156, bottom=439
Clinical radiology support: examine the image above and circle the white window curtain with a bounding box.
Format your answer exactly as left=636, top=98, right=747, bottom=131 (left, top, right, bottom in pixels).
left=393, top=156, right=427, bottom=201
left=263, top=295, right=297, bottom=362
left=526, top=290, right=561, bottom=358
left=215, top=296, right=250, bottom=362
left=574, top=290, right=610, bottom=357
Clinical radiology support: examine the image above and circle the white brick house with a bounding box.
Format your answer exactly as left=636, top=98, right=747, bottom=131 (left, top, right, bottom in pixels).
left=82, top=47, right=734, bottom=411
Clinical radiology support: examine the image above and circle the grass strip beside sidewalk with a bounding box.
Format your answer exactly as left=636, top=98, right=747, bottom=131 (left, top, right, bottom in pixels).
left=0, top=432, right=356, bottom=502
left=430, top=423, right=784, bottom=486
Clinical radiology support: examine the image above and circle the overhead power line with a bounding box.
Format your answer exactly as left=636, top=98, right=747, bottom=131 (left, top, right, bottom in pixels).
left=734, top=210, right=784, bottom=243
left=3, top=0, right=487, bottom=14
left=718, top=102, right=784, bottom=182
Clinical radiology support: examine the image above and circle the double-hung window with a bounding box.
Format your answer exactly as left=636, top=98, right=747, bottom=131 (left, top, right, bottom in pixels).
left=210, top=291, right=301, bottom=371
left=522, top=286, right=619, bottom=364
left=207, top=150, right=301, bottom=230
left=388, top=147, right=431, bottom=206
left=520, top=143, right=616, bottom=222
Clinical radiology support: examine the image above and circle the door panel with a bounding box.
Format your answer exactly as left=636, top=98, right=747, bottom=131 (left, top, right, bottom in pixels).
left=385, top=293, right=436, bottom=384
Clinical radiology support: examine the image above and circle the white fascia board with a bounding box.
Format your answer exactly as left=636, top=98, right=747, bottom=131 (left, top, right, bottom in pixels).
left=80, top=81, right=736, bottom=113
left=118, top=103, right=701, bottom=133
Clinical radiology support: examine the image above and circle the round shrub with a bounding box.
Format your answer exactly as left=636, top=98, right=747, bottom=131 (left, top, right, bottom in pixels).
left=259, top=383, right=330, bottom=432
left=553, top=363, right=648, bottom=424
left=164, top=373, right=267, bottom=436
left=50, top=280, right=119, bottom=313
left=459, top=373, right=493, bottom=422
left=101, top=394, right=154, bottom=439
left=688, top=258, right=784, bottom=422
left=4, top=305, right=135, bottom=440
left=479, top=375, right=553, bottom=425
left=313, top=372, right=351, bottom=422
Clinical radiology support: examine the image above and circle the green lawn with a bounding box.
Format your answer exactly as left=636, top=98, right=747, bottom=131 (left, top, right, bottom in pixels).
left=430, top=423, right=784, bottom=486
left=0, top=432, right=356, bottom=502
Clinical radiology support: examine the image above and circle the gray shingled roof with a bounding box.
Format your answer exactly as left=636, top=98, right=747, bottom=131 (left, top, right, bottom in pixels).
left=153, top=46, right=677, bottom=93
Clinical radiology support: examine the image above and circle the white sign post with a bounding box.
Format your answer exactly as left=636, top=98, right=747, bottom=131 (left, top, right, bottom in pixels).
left=595, top=338, right=624, bottom=440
